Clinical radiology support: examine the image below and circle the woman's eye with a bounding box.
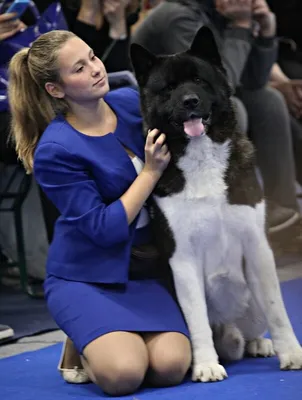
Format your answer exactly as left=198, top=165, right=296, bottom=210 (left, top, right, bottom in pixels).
left=91, top=55, right=96, bottom=61
left=76, top=66, right=84, bottom=73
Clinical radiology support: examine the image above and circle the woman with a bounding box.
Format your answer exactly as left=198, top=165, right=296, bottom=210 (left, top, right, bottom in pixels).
left=8, top=30, right=191, bottom=396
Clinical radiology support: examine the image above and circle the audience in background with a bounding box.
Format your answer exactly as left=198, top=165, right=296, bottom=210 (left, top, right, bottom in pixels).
left=61, top=0, right=141, bottom=72
left=1, top=0, right=302, bottom=280
left=132, top=0, right=302, bottom=252
left=267, top=0, right=302, bottom=186
left=267, top=0, right=302, bottom=80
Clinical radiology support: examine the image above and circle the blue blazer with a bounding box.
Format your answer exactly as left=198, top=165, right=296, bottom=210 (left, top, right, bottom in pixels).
left=34, top=88, right=147, bottom=284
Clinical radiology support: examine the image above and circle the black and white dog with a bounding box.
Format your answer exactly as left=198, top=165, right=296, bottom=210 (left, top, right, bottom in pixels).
left=130, top=27, right=302, bottom=382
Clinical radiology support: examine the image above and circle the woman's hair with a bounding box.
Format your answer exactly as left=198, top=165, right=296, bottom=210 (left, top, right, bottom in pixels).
left=8, top=30, right=76, bottom=173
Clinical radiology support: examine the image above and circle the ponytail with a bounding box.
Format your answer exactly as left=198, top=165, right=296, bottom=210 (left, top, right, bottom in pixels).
left=8, top=30, right=76, bottom=173
left=8, top=48, right=55, bottom=172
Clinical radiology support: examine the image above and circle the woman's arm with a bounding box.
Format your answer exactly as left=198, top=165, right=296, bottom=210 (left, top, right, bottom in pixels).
left=34, top=130, right=169, bottom=247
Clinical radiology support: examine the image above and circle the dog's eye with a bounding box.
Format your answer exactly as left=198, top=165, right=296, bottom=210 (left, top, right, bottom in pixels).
left=167, top=83, right=175, bottom=90
left=194, top=77, right=201, bottom=83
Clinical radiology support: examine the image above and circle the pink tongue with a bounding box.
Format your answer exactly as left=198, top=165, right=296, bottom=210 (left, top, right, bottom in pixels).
left=183, top=119, right=204, bottom=137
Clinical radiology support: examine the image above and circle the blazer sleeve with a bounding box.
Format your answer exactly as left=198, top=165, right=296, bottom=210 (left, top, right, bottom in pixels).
left=34, top=142, right=130, bottom=248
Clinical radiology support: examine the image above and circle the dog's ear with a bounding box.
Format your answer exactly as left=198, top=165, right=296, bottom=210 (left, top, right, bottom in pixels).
left=130, top=43, right=157, bottom=83
left=188, top=26, right=224, bottom=70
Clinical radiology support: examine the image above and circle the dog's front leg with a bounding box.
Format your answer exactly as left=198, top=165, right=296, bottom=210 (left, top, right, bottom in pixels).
left=170, top=246, right=227, bottom=382
left=243, top=231, right=302, bottom=370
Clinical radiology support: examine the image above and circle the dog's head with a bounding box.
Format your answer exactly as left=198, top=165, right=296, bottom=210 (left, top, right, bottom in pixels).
left=131, top=27, right=235, bottom=143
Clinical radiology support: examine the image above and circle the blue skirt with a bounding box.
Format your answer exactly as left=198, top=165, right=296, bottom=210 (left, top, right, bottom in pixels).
left=44, top=275, right=189, bottom=354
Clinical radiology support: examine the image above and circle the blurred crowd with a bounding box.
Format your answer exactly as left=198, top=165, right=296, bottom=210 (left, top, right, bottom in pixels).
left=1, top=0, right=302, bottom=256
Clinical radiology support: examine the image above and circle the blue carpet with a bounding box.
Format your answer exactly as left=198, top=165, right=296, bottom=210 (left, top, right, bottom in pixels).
left=0, top=279, right=302, bottom=400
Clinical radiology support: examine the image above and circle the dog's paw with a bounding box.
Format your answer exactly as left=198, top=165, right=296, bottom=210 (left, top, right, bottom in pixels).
left=192, top=362, right=227, bottom=382
left=279, top=347, right=302, bottom=370
left=246, top=338, right=275, bottom=358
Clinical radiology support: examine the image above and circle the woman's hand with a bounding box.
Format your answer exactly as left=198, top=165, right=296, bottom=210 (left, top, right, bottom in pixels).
left=120, top=129, right=170, bottom=225
left=103, top=0, right=130, bottom=39
left=0, top=13, right=25, bottom=41
left=143, top=129, right=171, bottom=180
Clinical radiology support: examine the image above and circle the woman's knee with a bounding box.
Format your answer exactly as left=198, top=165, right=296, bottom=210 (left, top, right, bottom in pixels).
left=146, top=333, right=192, bottom=387
left=83, top=332, right=149, bottom=396
left=91, top=358, right=147, bottom=396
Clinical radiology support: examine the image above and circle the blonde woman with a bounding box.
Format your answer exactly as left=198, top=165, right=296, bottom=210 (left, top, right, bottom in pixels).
left=8, top=30, right=191, bottom=396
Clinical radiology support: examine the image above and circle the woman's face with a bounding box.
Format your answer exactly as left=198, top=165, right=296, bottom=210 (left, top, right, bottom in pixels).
left=52, top=36, right=110, bottom=104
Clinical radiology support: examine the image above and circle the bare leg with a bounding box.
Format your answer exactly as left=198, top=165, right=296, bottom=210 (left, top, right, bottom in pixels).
left=143, top=332, right=192, bottom=387
left=82, top=331, right=149, bottom=396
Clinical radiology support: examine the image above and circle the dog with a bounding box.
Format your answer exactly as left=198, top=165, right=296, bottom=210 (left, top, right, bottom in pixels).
left=130, top=26, right=302, bottom=382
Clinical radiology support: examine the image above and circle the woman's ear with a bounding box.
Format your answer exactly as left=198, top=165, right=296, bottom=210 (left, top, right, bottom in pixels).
left=45, top=82, right=65, bottom=99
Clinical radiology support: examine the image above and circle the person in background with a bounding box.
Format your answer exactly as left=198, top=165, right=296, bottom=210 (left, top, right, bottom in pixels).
left=266, top=0, right=302, bottom=186
left=8, top=29, right=191, bottom=395
left=132, top=0, right=302, bottom=251
left=0, top=2, right=62, bottom=246
left=269, top=63, right=302, bottom=186
left=63, top=0, right=141, bottom=72
left=267, top=0, right=302, bottom=80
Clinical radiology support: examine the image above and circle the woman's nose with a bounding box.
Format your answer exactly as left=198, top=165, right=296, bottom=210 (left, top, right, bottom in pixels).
left=92, top=68, right=100, bottom=77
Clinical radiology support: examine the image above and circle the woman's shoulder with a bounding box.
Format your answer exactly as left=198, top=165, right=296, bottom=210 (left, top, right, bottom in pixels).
left=37, top=115, right=88, bottom=152
left=38, top=116, right=71, bottom=146
left=34, top=116, right=81, bottom=164
left=105, top=87, right=141, bottom=116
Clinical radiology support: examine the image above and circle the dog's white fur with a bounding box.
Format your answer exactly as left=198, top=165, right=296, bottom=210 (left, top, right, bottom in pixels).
left=154, top=134, right=302, bottom=382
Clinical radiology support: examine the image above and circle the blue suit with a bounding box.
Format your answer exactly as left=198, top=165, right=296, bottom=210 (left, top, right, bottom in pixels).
left=34, top=88, right=188, bottom=353
left=34, top=88, right=146, bottom=283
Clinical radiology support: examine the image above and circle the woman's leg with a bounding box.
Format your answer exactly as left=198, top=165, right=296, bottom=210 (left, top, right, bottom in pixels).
left=81, top=331, right=149, bottom=396
left=143, top=332, right=192, bottom=387
left=60, top=331, right=191, bottom=392
left=238, top=87, right=299, bottom=211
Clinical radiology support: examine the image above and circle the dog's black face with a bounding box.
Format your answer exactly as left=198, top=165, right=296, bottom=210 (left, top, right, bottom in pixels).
left=131, top=27, right=235, bottom=145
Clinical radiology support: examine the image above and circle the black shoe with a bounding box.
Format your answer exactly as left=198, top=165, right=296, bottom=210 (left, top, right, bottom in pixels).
left=266, top=202, right=300, bottom=234
left=0, top=324, right=14, bottom=341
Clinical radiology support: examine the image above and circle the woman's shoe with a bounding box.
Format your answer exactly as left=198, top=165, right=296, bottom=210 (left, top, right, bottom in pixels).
left=58, top=336, right=91, bottom=384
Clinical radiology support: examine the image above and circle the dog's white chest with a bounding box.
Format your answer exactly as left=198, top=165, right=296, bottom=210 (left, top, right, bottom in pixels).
left=154, top=135, right=232, bottom=234
left=177, top=135, right=230, bottom=200
left=153, top=134, right=264, bottom=255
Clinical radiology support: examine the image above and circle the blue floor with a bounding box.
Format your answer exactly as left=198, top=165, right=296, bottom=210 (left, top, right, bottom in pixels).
left=0, top=279, right=302, bottom=400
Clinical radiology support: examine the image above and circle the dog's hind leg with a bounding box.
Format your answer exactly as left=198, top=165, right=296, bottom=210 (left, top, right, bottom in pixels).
left=170, top=243, right=228, bottom=382
left=246, top=338, right=275, bottom=358
left=213, top=324, right=245, bottom=361
left=243, top=216, right=302, bottom=369
left=235, top=293, right=275, bottom=358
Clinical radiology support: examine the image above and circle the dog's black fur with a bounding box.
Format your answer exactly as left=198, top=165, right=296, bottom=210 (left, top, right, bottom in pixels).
left=130, top=27, right=262, bottom=258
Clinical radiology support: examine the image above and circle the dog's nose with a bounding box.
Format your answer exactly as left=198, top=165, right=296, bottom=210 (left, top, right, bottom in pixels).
left=183, top=94, right=200, bottom=109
